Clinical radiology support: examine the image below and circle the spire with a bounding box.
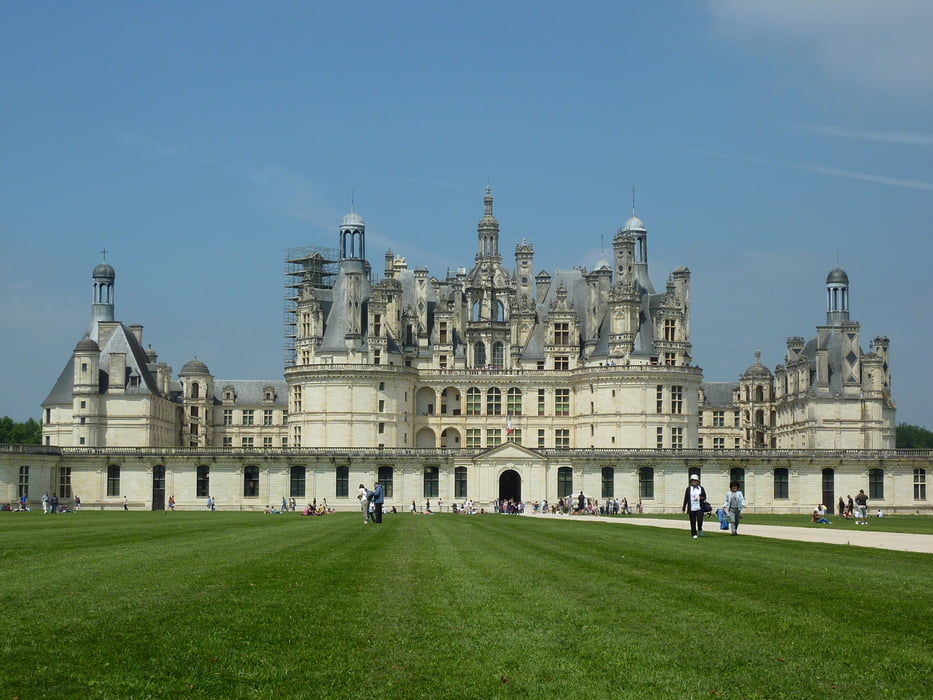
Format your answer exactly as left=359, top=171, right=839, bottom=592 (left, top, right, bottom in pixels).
left=476, top=186, right=500, bottom=259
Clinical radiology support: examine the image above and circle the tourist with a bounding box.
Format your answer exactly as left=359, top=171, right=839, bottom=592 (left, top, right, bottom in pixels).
left=812, top=507, right=831, bottom=524
left=723, top=480, right=745, bottom=536
left=682, top=474, right=707, bottom=538
left=372, top=481, right=384, bottom=523
left=854, top=489, right=869, bottom=525
left=358, top=483, right=370, bottom=523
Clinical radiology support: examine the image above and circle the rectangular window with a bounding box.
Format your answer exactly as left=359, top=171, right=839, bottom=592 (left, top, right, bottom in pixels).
left=557, top=466, right=573, bottom=498
left=869, top=469, right=884, bottom=500
left=241, top=437, right=254, bottom=448
left=537, top=389, right=546, bottom=416
left=378, top=423, right=385, bottom=434
left=601, top=467, right=614, bottom=499
left=223, top=409, right=233, bottom=426
left=713, top=411, right=725, bottom=427
left=281, top=437, right=288, bottom=447
left=734, top=438, right=740, bottom=449
left=263, top=437, right=273, bottom=448
left=664, top=318, right=676, bottom=341
left=466, top=389, right=481, bottom=416
left=664, top=353, right=676, bottom=366
left=194, top=464, right=211, bottom=498
left=554, top=356, right=569, bottom=370
left=697, top=437, right=704, bottom=450
left=466, top=429, right=482, bottom=448
left=507, top=389, right=522, bottom=416
left=373, top=349, right=381, bottom=365
left=378, top=399, right=385, bottom=412
left=290, top=466, right=306, bottom=498
left=554, top=322, right=570, bottom=345
left=58, top=467, right=72, bottom=499
left=639, top=467, right=654, bottom=499
left=373, top=314, right=382, bottom=336
left=18, top=465, right=28, bottom=499
left=698, top=411, right=704, bottom=427
left=486, top=389, right=502, bottom=416
left=242, top=410, right=254, bottom=426
left=671, top=427, right=683, bottom=450
left=423, top=466, right=439, bottom=498
left=336, top=466, right=349, bottom=498
left=106, top=465, right=120, bottom=497
left=671, top=386, right=683, bottom=414
left=656, top=427, right=664, bottom=449
left=555, top=388, right=570, bottom=416
left=439, top=322, right=448, bottom=344
left=914, top=469, right=927, bottom=500
left=713, top=437, right=725, bottom=450
left=439, top=355, right=448, bottom=368
left=734, top=411, right=741, bottom=427
left=555, top=428, right=570, bottom=449
left=282, top=411, right=288, bottom=425
left=507, top=428, right=522, bottom=445
left=377, top=466, right=393, bottom=498
left=222, top=437, right=232, bottom=447
left=486, top=429, right=502, bottom=447
left=263, top=409, right=273, bottom=426
left=656, top=385, right=664, bottom=413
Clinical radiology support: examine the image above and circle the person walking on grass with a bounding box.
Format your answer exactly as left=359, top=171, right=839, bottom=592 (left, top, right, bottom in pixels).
left=723, top=481, right=745, bottom=536
left=358, top=483, right=370, bottom=524
left=682, top=474, right=707, bottom=539
left=372, top=481, right=384, bottom=523
left=855, top=489, right=869, bottom=525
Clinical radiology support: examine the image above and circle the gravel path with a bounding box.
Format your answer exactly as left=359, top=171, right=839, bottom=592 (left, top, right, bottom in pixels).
left=534, top=513, right=933, bottom=554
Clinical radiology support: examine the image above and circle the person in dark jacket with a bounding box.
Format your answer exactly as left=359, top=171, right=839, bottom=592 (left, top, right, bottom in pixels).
left=681, top=474, right=707, bottom=538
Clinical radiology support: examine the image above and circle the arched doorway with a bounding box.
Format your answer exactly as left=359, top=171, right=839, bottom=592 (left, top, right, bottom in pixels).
left=499, top=469, right=521, bottom=503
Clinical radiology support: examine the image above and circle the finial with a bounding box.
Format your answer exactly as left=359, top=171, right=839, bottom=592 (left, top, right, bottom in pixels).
left=632, top=186, right=636, bottom=217
left=100, top=248, right=109, bottom=261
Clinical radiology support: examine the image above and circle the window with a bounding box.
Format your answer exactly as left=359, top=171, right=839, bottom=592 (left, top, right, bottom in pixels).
left=664, top=318, right=676, bottom=341
left=664, top=352, right=676, bottom=366
left=293, top=385, right=302, bottom=412
left=242, top=410, right=254, bottom=426
left=473, top=342, right=486, bottom=367
left=639, top=467, right=654, bottom=499
left=244, top=466, right=259, bottom=498
left=423, top=467, right=439, bottom=498
left=713, top=411, right=725, bottom=427
left=197, top=466, right=210, bottom=498
left=698, top=411, right=704, bottom=427
left=492, top=342, right=504, bottom=367
left=774, top=468, right=789, bottom=499
left=507, top=428, right=521, bottom=444
left=555, top=429, right=570, bottom=449
left=601, top=467, right=614, bottom=498
left=656, top=385, right=663, bottom=413
left=914, top=469, right=927, bottom=500
left=554, top=322, right=569, bottom=344
left=555, top=388, right=570, bottom=416
left=455, top=466, right=467, bottom=499
left=378, top=423, right=385, bottom=434
left=190, top=382, right=200, bottom=399
left=869, top=468, right=884, bottom=500
left=281, top=437, right=288, bottom=447
left=58, top=467, right=72, bottom=499
left=439, top=322, right=448, bottom=344
left=486, top=429, right=502, bottom=447
left=729, top=468, right=745, bottom=492
left=486, top=388, right=502, bottom=415
left=378, top=466, right=393, bottom=498
left=241, top=437, right=254, bottom=448
left=222, top=437, right=232, bottom=447
left=190, top=406, right=199, bottom=418
left=557, top=466, right=573, bottom=498
left=466, top=388, right=481, bottom=416
left=336, top=466, right=349, bottom=498
left=223, top=409, right=233, bottom=426
left=671, top=386, right=683, bottom=414
left=537, top=429, right=545, bottom=449
left=18, top=465, right=28, bottom=500
left=507, top=387, right=522, bottom=416
left=537, top=389, right=546, bottom=416
left=466, top=429, right=482, bottom=448
left=106, top=465, right=120, bottom=497
left=263, top=409, right=274, bottom=426
left=263, top=437, right=273, bottom=448
left=713, top=437, right=725, bottom=450
left=378, top=400, right=385, bottom=412
left=290, top=466, right=306, bottom=498
left=373, top=349, right=381, bottom=365
left=671, top=427, right=683, bottom=450
left=374, top=314, right=382, bottom=336
left=656, top=427, right=663, bottom=449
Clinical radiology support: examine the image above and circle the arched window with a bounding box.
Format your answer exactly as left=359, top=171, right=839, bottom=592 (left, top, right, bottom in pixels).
left=466, top=387, right=482, bottom=415
left=244, top=466, right=260, bottom=498
left=774, top=468, right=789, bottom=499
left=190, top=382, right=200, bottom=399
left=557, top=466, right=573, bottom=498
left=106, top=465, right=120, bottom=497
left=486, top=387, right=502, bottom=415
left=290, top=466, right=306, bottom=498
left=471, top=301, right=481, bottom=321
left=507, top=387, right=522, bottom=416
left=423, top=466, right=439, bottom=498
left=638, top=467, right=654, bottom=499
left=455, top=466, right=468, bottom=499
left=492, top=342, right=504, bottom=368
left=869, top=468, right=884, bottom=500
left=378, top=466, right=394, bottom=498
left=474, top=342, right=486, bottom=367
left=494, top=301, right=505, bottom=321
left=601, top=467, right=614, bottom=498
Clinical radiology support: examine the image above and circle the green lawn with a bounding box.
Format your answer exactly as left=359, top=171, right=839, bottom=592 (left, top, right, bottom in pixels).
left=1, top=511, right=930, bottom=699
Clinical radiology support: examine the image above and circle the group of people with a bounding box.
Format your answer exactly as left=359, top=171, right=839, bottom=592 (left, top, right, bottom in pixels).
left=682, top=475, right=745, bottom=538
left=357, top=482, right=385, bottom=523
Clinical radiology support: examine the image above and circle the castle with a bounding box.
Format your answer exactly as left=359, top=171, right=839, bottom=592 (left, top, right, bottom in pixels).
left=3, top=189, right=917, bottom=513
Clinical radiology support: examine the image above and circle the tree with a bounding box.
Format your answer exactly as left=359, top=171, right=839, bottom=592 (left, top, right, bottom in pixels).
left=0, top=417, right=42, bottom=445
left=896, top=423, right=933, bottom=449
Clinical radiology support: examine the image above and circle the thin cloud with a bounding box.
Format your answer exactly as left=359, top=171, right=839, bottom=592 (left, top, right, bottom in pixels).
left=685, top=148, right=933, bottom=192
left=771, top=123, right=933, bottom=146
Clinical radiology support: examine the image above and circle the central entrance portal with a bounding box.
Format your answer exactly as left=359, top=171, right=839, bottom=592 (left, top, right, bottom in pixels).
left=498, top=469, right=522, bottom=504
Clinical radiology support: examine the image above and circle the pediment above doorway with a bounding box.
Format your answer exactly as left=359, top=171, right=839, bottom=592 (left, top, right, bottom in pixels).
left=477, top=442, right=545, bottom=462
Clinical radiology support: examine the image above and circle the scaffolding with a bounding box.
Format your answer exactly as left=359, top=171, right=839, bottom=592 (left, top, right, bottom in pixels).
left=284, top=245, right=339, bottom=367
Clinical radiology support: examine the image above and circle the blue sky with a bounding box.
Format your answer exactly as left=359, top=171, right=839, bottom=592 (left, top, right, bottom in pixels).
left=2, top=0, right=932, bottom=428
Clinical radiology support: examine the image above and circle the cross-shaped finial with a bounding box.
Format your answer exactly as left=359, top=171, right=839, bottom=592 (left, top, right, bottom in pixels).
left=100, top=248, right=109, bottom=261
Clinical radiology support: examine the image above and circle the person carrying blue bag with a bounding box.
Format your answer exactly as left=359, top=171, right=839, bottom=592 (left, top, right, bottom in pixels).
left=722, top=481, right=746, bottom=536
